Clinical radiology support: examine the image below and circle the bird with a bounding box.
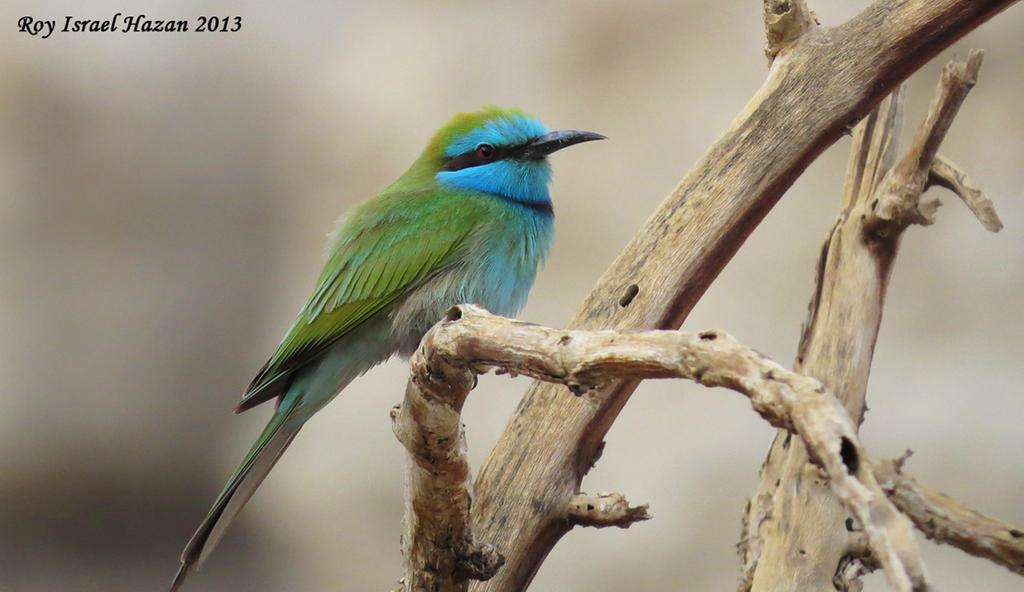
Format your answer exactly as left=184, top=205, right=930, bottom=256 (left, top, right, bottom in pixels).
left=170, top=106, right=603, bottom=591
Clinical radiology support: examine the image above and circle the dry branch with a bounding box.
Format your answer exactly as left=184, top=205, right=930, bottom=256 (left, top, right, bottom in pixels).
left=737, top=87, right=907, bottom=585
left=865, top=50, right=986, bottom=235
left=873, top=456, right=1024, bottom=577
left=928, top=155, right=1003, bottom=232
left=466, top=2, right=1017, bottom=589
left=763, top=0, right=817, bottom=60
left=741, top=51, right=1002, bottom=592
left=402, top=305, right=929, bottom=590
left=567, top=492, right=651, bottom=529
left=391, top=322, right=503, bottom=592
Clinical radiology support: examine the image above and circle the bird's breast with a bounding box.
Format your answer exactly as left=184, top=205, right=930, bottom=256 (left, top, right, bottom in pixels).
left=389, top=205, right=553, bottom=356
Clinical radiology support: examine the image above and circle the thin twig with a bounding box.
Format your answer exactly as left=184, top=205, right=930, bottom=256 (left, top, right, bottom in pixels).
left=866, top=50, right=986, bottom=235
left=873, top=456, right=1024, bottom=576
left=928, top=154, right=1003, bottom=232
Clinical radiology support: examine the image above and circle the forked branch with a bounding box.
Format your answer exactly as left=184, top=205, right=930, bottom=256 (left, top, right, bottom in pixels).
left=741, top=50, right=1004, bottom=592
left=469, top=3, right=1017, bottom=588
left=865, top=50, right=994, bottom=235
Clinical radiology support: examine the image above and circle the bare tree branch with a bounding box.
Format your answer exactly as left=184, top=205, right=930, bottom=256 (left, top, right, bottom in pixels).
left=567, top=492, right=651, bottom=529
left=742, top=84, right=909, bottom=592
left=928, top=154, right=1003, bottom=232
left=866, top=50, right=986, bottom=234
left=873, top=456, right=1024, bottom=576
left=466, top=2, right=1017, bottom=588
left=741, top=50, right=1001, bottom=592
left=401, top=305, right=928, bottom=590
left=391, top=312, right=504, bottom=592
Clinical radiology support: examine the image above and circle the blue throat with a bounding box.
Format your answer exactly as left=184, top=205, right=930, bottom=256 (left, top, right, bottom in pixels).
left=436, top=159, right=552, bottom=207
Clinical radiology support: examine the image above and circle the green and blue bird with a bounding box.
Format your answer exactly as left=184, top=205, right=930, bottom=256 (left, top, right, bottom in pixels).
left=170, top=106, right=603, bottom=590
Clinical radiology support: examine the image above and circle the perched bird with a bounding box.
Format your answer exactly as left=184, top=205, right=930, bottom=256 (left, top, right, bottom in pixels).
left=170, top=106, right=603, bottom=590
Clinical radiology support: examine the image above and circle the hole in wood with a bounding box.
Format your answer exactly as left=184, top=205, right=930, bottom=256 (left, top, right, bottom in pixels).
left=840, top=437, right=860, bottom=475
left=619, top=283, right=639, bottom=307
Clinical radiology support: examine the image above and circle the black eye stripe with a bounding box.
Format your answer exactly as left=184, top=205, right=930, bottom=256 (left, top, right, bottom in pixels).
left=441, top=144, right=515, bottom=172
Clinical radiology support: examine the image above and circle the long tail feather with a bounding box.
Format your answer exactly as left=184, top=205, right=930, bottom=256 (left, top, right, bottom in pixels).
left=170, top=400, right=302, bottom=592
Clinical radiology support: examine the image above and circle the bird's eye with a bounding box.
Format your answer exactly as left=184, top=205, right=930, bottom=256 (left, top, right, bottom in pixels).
left=476, top=144, right=495, bottom=160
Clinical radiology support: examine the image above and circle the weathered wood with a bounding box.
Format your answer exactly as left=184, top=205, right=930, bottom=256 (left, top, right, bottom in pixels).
left=740, top=87, right=906, bottom=592
left=466, top=1, right=1017, bottom=590
left=763, top=0, right=816, bottom=60
left=399, top=305, right=929, bottom=589
left=928, top=155, right=1003, bottom=232
left=873, top=456, right=1024, bottom=576
left=741, top=50, right=999, bottom=592
left=567, top=492, right=651, bottom=529
left=391, top=307, right=504, bottom=592
left=864, top=51, right=985, bottom=234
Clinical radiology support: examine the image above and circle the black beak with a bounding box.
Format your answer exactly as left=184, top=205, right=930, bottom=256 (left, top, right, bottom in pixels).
left=519, top=130, right=606, bottom=159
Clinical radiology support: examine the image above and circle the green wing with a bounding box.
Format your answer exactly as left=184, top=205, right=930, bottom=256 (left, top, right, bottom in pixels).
left=235, top=191, right=484, bottom=412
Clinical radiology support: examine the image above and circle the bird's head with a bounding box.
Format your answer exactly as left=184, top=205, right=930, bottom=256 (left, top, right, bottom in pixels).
left=413, top=106, right=604, bottom=207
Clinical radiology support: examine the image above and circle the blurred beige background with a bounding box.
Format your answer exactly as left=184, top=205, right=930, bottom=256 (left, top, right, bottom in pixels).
left=1, top=1, right=1021, bottom=591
